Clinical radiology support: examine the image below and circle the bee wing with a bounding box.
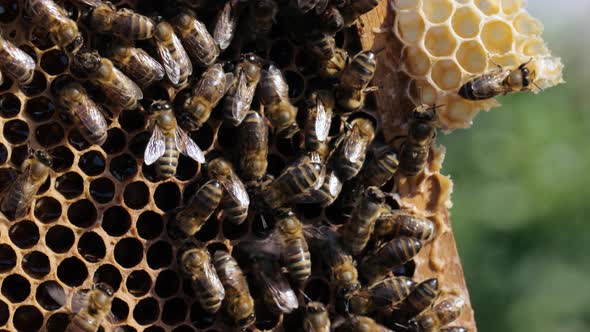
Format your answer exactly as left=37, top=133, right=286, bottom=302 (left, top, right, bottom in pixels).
left=70, top=290, right=90, bottom=314
left=12, top=166, right=35, bottom=219
left=0, top=168, right=18, bottom=193
left=174, top=127, right=206, bottom=163
left=3, top=42, right=36, bottom=73
left=131, top=49, right=165, bottom=82
left=259, top=270, right=299, bottom=313
left=343, top=126, right=368, bottom=163
left=144, top=125, right=166, bottom=165
left=203, top=259, right=225, bottom=297
left=113, top=67, right=144, bottom=101
left=267, top=65, right=289, bottom=99
left=73, top=0, right=103, bottom=6
left=44, top=282, right=68, bottom=309
left=72, top=93, right=107, bottom=133
left=314, top=98, right=331, bottom=143
left=213, top=1, right=238, bottom=50
left=218, top=171, right=250, bottom=207
left=26, top=0, right=67, bottom=19
left=158, top=33, right=192, bottom=85
left=232, top=70, right=254, bottom=123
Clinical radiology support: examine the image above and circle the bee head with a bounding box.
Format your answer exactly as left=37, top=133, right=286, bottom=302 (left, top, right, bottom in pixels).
left=180, top=248, right=208, bottom=272
left=366, top=186, right=385, bottom=205
left=93, top=282, right=115, bottom=297
left=34, top=150, right=53, bottom=167
left=306, top=302, right=327, bottom=315
left=149, top=100, right=172, bottom=114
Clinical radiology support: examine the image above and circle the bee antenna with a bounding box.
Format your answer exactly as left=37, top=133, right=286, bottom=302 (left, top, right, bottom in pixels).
left=532, top=81, right=544, bottom=93
left=299, top=290, right=312, bottom=303
left=394, top=322, right=410, bottom=331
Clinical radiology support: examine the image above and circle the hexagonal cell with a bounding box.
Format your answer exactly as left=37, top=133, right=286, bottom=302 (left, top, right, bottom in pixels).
left=94, top=264, right=123, bottom=292
left=46, top=313, right=70, bottom=332
left=127, top=270, right=152, bottom=297
left=110, top=153, right=138, bottom=181
left=0, top=143, right=7, bottom=164
left=35, top=122, right=64, bottom=147
left=124, top=181, right=150, bottom=209
left=481, top=20, right=514, bottom=54
left=119, top=109, right=146, bottom=133
left=402, top=46, right=431, bottom=76
left=155, top=269, right=180, bottom=299
left=490, top=53, right=520, bottom=68
left=422, top=0, right=454, bottom=24
left=2, top=274, right=31, bottom=303
left=112, top=298, right=130, bottom=323
left=521, top=37, right=548, bottom=57
left=78, top=231, right=106, bottom=263
left=3, top=119, right=29, bottom=144
left=102, top=128, right=127, bottom=154
left=35, top=280, right=63, bottom=311
left=424, top=26, right=458, bottom=57
left=22, top=251, right=50, bottom=278
left=474, top=0, right=500, bottom=15
left=440, top=95, right=481, bottom=128
left=114, top=237, right=144, bottom=268
left=9, top=220, right=39, bottom=249
left=102, top=206, right=132, bottom=237
left=410, top=79, right=439, bottom=105
left=502, top=0, right=523, bottom=15
left=79, top=150, right=106, bottom=176
left=0, top=93, right=21, bottom=118
left=154, top=182, right=181, bottom=212
left=395, top=10, right=426, bottom=44
left=24, top=96, right=55, bottom=122
left=162, top=298, right=188, bottom=326
left=395, top=0, right=420, bottom=10
left=0, top=244, right=16, bottom=273
left=48, top=145, right=74, bottom=171
left=514, top=12, right=543, bottom=37
left=13, top=305, right=43, bottom=332
left=0, top=299, right=7, bottom=326
left=134, top=297, right=160, bottom=325
left=68, top=199, right=98, bottom=228
left=451, top=6, right=481, bottom=39
left=146, top=241, right=173, bottom=270
left=20, top=71, right=47, bottom=96
left=457, top=40, right=488, bottom=73
left=89, top=177, right=115, bottom=204
left=137, top=211, right=164, bottom=240
left=56, top=171, right=84, bottom=199
left=45, top=225, right=75, bottom=253
left=41, top=49, right=69, bottom=76
left=57, top=257, right=88, bottom=287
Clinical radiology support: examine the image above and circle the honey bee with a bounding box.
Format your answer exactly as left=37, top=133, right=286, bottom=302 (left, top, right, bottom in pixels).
left=398, top=105, right=437, bottom=176
left=154, top=20, right=193, bottom=85
left=249, top=252, right=299, bottom=313
left=213, top=250, right=256, bottom=328
left=173, top=180, right=223, bottom=237
left=179, top=63, right=234, bottom=131
left=409, top=297, right=465, bottom=332
left=270, top=209, right=312, bottom=284
left=106, top=42, right=165, bottom=88
left=319, top=6, right=345, bottom=34
left=223, top=53, right=262, bottom=126
left=341, top=186, right=385, bottom=256
left=180, top=248, right=225, bottom=313
left=73, top=51, right=143, bottom=110
left=1, top=150, right=51, bottom=220
left=213, top=0, right=241, bottom=51
left=337, top=0, right=382, bottom=27
left=358, top=149, right=398, bottom=187
left=53, top=283, right=116, bottom=332
left=335, top=117, right=375, bottom=181
left=398, top=278, right=439, bottom=321
left=304, top=90, right=334, bottom=152
left=262, top=153, right=325, bottom=209
left=144, top=101, right=206, bottom=179
left=336, top=50, right=377, bottom=112
left=359, top=237, right=422, bottom=283
left=319, top=47, right=349, bottom=79
left=459, top=60, right=537, bottom=100
left=293, top=168, right=342, bottom=207
left=207, top=157, right=250, bottom=225
left=244, top=0, right=279, bottom=44
left=334, top=315, right=393, bottom=332
left=0, top=34, right=35, bottom=84
left=25, top=0, right=83, bottom=52
left=56, top=81, right=108, bottom=146
left=238, top=111, right=268, bottom=181
left=307, top=34, right=336, bottom=61
left=304, top=301, right=331, bottom=332
left=88, top=2, right=156, bottom=40
left=173, top=9, right=219, bottom=67
left=347, top=276, right=415, bottom=315
left=259, top=64, right=300, bottom=137
left=439, top=327, right=467, bottom=332
left=374, top=211, right=436, bottom=243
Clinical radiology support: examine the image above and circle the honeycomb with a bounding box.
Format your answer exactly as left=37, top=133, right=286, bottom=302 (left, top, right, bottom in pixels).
left=391, top=0, right=564, bottom=129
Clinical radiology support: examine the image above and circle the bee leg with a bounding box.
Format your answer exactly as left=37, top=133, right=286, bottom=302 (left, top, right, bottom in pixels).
left=365, top=86, right=379, bottom=93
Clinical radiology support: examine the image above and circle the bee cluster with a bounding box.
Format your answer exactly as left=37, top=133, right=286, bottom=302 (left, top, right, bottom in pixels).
left=0, top=0, right=476, bottom=331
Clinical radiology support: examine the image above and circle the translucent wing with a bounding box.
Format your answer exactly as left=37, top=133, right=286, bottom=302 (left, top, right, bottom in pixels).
left=202, top=260, right=225, bottom=298
left=174, top=127, right=205, bottom=163
left=3, top=41, right=36, bottom=75
left=182, top=18, right=214, bottom=62
left=213, top=1, right=238, bottom=50
left=158, top=32, right=192, bottom=85
left=267, top=65, right=289, bottom=99
left=218, top=171, right=250, bottom=207
left=70, top=290, right=90, bottom=314
left=259, top=269, right=298, bottom=313
left=72, top=93, right=107, bottom=133
left=12, top=166, right=34, bottom=219
left=112, top=67, right=143, bottom=101
left=343, top=125, right=368, bottom=162
left=232, top=70, right=254, bottom=123
left=144, top=126, right=166, bottom=165
left=43, top=282, right=68, bottom=309
left=26, top=0, right=68, bottom=19
left=314, top=98, right=331, bottom=142
left=73, top=0, right=103, bottom=6
left=129, top=48, right=165, bottom=83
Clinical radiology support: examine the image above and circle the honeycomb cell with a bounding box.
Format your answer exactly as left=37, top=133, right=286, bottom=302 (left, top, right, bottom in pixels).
left=270, top=39, right=294, bottom=68
left=514, top=12, right=543, bottom=37
left=3, top=119, right=28, bottom=144
left=175, top=155, right=199, bottom=181
left=481, top=20, right=514, bottom=54
left=155, top=269, right=180, bottom=298
left=9, top=144, right=27, bottom=166
left=396, top=10, right=425, bottom=44
left=154, top=182, right=180, bottom=212
left=501, top=0, right=523, bottom=15
left=35, top=122, right=64, bottom=147
left=57, top=257, right=88, bottom=287
left=30, top=28, right=54, bottom=50
left=194, top=217, right=220, bottom=243
left=145, top=326, right=165, bottom=332
left=424, top=26, right=458, bottom=57
left=68, top=129, right=91, bottom=151
left=41, top=49, right=69, bottom=76
left=0, top=300, right=7, bottom=326
left=79, top=150, right=106, bottom=176
left=45, top=225, right=75, bottom=253
left=147, top=241, right=173, bottom=270
left=0, top=0, right=18, bottom=23
left=451, top=6, right=481, bottom=39
left=137, top=211, right=164, bottom=240
left=114, top=237, right=144, bottom=268
left=112, top=297, right=130, bottom=322
left=20, top=71, right=47, bottom=97
left=119, top=109, right=146, bottom=133
left=422, top=0, right=454, bottom=24
left=110, top=153, right=138, bottom=181
left=129, top=131, right=150, bottom=158
left=255, top=301, right=280, bottom=330
left=56, top=171, right=84, bottom=199
left=124, top=181, right=150, bottom=209
left=172, top=326, right=194, bottom=332
left=162, top=298, right=188, bottom=326
left=189, top=302, right=216, bottom=329
left=117, top=325, right=136, bottom=332
left=94, top=264, right=123, bottom=293
left=443, top=97, right=479, bottom=125
left=0, top=144, right=6, bottom=164
left=78, top=231, right=106, bottom=263
left=13, top=305, right=43, bottom=332
left=134, top=297, right=160, bottom=325
left=222, top=217, right=249, bottom=240
left=522, top=38, right=548, bottom=57
left=127, top=270, right=152, bottom=297
left=457, top=40, right=488, bottom=73
left=102, top=206, right=132, bottom=236
left=474, top=0, right=499, bottom=15
left=102, top=128, right=127, bottom=154
left=89, top=177, right=115, bottom=204
left=0, top=244, right=16, bottom=273
left=395, top=0, right=420, bottom=10
left=403, top=46, right=431, bottom=76
left=0, top=93, right=21, bottom=118
left=35, top=281, right=63, bottom=311
left=22, top=251, right=50, bottom=278
left=1, top=274, right=30, bottom=303
left=431, top=59, right=463, bottom=91
left=9, top=220, right=39, bottom=249
left=68, top=199, right=98, bottom=228
left=48, top=146, right=74, bottom=171
left=46, top=313, right=69, bottom=332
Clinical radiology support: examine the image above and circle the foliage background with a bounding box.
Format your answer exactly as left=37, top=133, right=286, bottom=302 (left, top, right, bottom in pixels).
left=439, top=1, right=590, bottom=331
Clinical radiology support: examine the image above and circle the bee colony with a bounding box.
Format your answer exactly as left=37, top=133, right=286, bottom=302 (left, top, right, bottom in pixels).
left=0, top=0, right=563, bottom=332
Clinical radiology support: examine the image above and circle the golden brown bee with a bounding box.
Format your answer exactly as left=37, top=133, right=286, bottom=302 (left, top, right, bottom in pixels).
left=1, top=150, right=51, bottom=220
left=106, top=42, right=165, bottom=88
left=223, top=53, right=262, bottom=126
left=262, top=153, right=325, bottom=209
left=304, top=301, right=331, bottom=332
left=374, top=211, right=436, bottom=243
left=88, top=2, right=156, bottom=40
left=154, top=20, right=193, bottom=85
left=347, top=276, right=415, bottom=315
left=335, top=118, right=375, bottom=181
left=459, top=61, right=537, bottom=100
left=213, top=0, right=240, bottom=51
left=25, top=0, right=83, bottom=52
left=66, top=283, right=116, bottom=332
left=304, top=90, right=334, bottom=152
left=180, top=63, right=234, bottom=131
left=319, top=47, right=349, bottom=79
left=213, top=250, right=256, bottom=328
left=336, top=50, right=378, bottom=112
left=173, top=9, right=219, bottom=67
left=398, top=278, right=439, bottom=320
left=245, top=0, right=279, bottom=44
left=398, top=105, right=437, bottom=176
left=337, top=0, right=382, bottom=27
left=259, top=64, right=300, bottom=137
left=360, top=237, right=422, bottom=283
left=358, top=149, right=398, bottom=187
left=409, top=297, right=465, bottom=332
left=341, top=186, right=385, bottom=256
left=271, top=209, right=312, bottom=284
left=293, top=168, right=342, bottom=207
left=249, top=252, right=299, bottom=314
left=74, top=51, right=143, bottom=110
left=56, top=81, right=108, bottom=146
left=144, top=101, right=206, bottom=179
left=180, top=248, right=226, bottom=314
left=0, top=34, right=35, bottom=84
left=439, top=327, right=467, bottom=332
left=207, top=157, right=250, bottom=225
left=173, top=180, right=223, bottom=237
left=307, top=34, right=336, bottom=61
left=334, top=315, right=393, bottom=332
left=238, top=110, right=268, bottom=181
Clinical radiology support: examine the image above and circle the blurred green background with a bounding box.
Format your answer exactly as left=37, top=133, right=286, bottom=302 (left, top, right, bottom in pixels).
left=439, top=2, right=590, bottom=331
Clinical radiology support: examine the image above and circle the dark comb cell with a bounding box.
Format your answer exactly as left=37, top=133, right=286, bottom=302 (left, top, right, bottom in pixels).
left=110, top=153, right=138, bottom=181
left=0, top=93, right=20, bottom=118
left=89, top=177, right=115, bottom=204
left=35, top=122, right=64, bottom=147
left=24, top=96, right=54, bottom=122
left=41, top=49, right=68, bottom=76
left=20, top=71, right=46, bottom=97
left=79, top=150, right=106, bottom=176
left=3, top=119, right=28, bottom=144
